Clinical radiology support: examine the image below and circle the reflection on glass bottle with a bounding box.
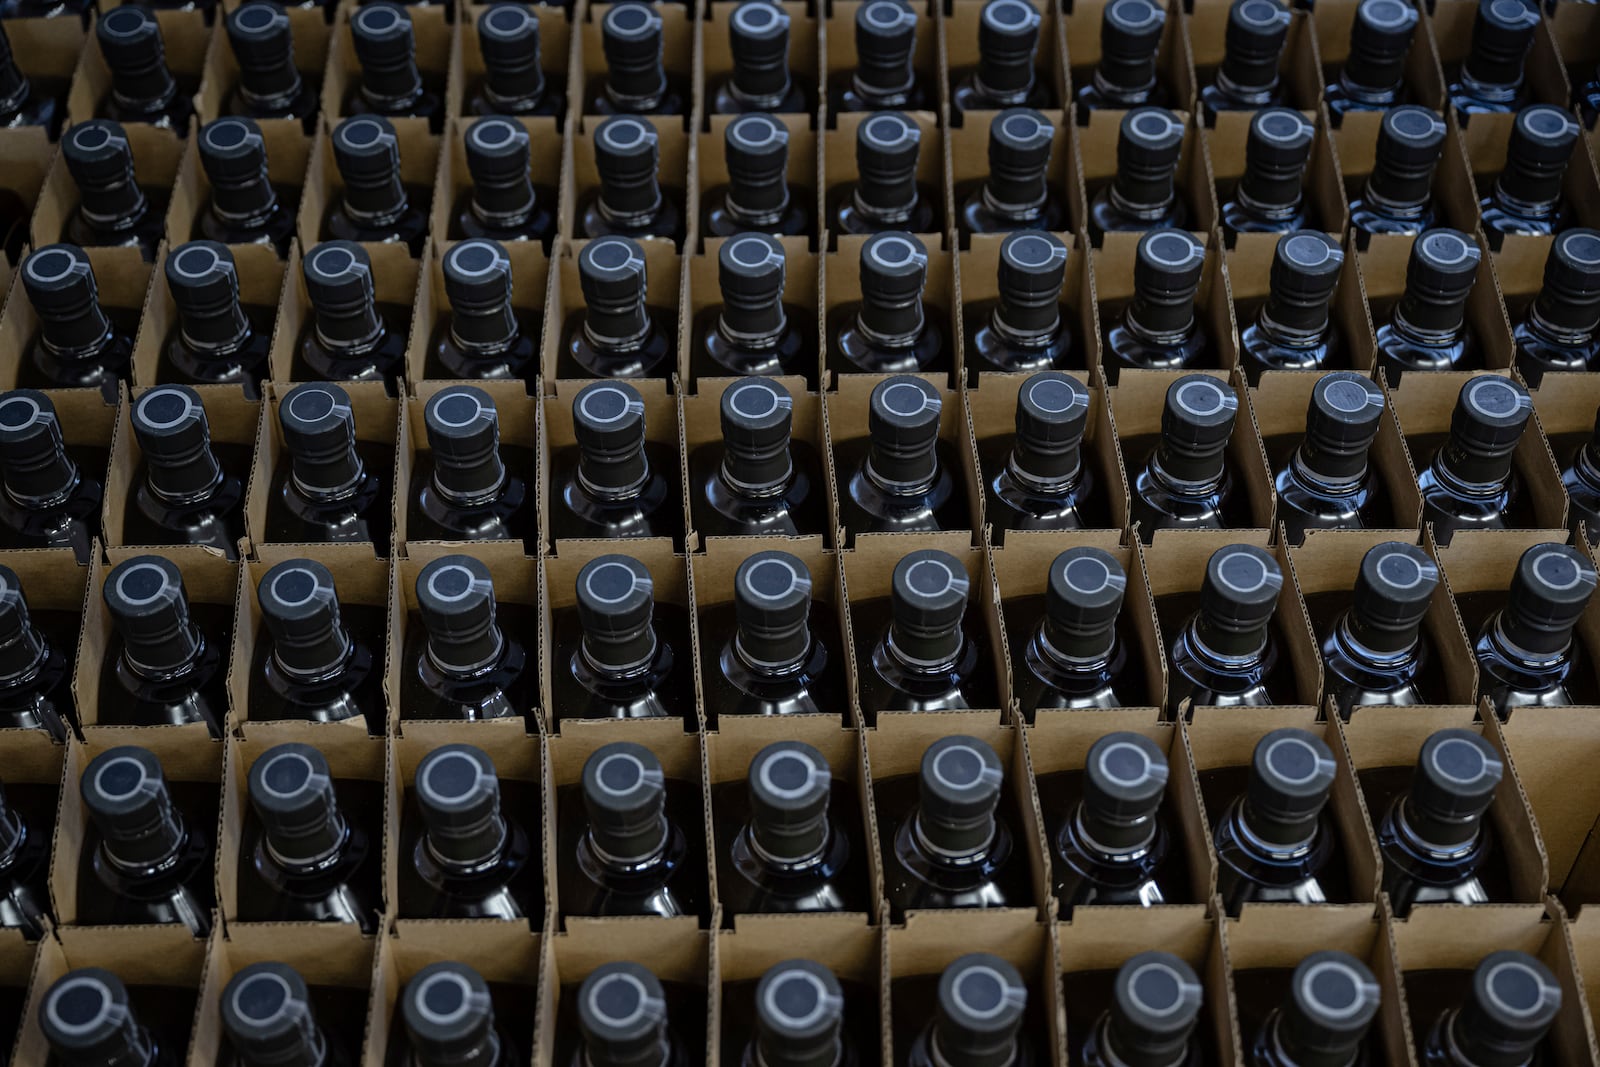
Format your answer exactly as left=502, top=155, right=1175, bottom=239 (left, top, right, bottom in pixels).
left=1321, top=542, right=1442, bottom=717
left=0, top=565, right=72, bottom=741
left=1240, top=232, right=1345, bottom=381
left=125, top=385, right=247, bottom=558
left=0, top=776, right=52, bottom=938
left=93, top=6, right=195, bottom=133
left=958, top=107, right=1067, bottom=237
left=1080, top=952, right=1205, bottom=1067
left=0, top=390, right=103, bottom=562
left=0, top=21, right=65, bottom=137
left=1561, top=405, right=1600, bottom=545
left=1374, top=229, right=1483, bottom=380
left=97, top=556, right=227, bottom=735
left=1128, top=374, right=1244, bottom=539
left=907, top=955, right=1036, bottom=1067
left=858, top=549, right=999, bottom=715
left=1474, top=543, right=1598, bottom=714
left=1213, top=729, right=1340, bottom=914
left=1015, top=548, right=1139, bottom=713
left=343, top=3, right=444, bottom=132
left=551, top=554, right=691, bottom=722
left=1053, top=732, right=1179, bottom=909
left=1166, top=544, right=1289, bottom=712
left=1347, top=107, right=1446, bottom=247
left=686, top=378, right=828, bottom=539
left=1415, top=376, right=1533, bottom=544
left=1088, top=108, right=1188, bottom=242
left=548, top=380, right=683, bottom=543
left=1103, top=230, right=1212, bottom=380
left=1273, top=372, right=1389, bottom=541
left=1219, top=109, right=1315, bottom=240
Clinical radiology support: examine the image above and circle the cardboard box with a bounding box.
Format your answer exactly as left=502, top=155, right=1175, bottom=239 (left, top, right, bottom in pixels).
left=1494, top=707, right=1600, bottom=911
left=539, top=240, right=686, bottom=381
left=1182, top=4, right=1322, bottom=120
left=1062, top=0, right=1194, bottom=126
left=820, top=110, right=947, bottom=249
left=680, top=236, right=822, bottom=391
left=1526, top=369, right=1598, bottom=539
left=1092, top=232, right=1238, bottom=385
left=0, top=246, right=153, bottom=398
left=431, top=113, right=567, bottom=252
left=296, top=115, right=441, bottom=257
left=166, top=116, right=313, bottom=250
left=1202, top=107, right=1349, bottom=246
left=1069, top=108, right=1214, bottom=245
left=1566, top=906, right=1600, bottom=1055
left=65, top=9, right=210, bottom=129
left=0, top=927, right=39, bottom=1066
left=697, top=112, right=821, bottom=254
left=1310, top=0, right=1448, bottom=119
left=1360, top=231, right=1516, bottom=375
left=0, top=550, right=89, bottom=741
left=940, top=0, right=1066, bottom=125
left=193, top=3, right=331, bottom=129
left=322, top=3, right=457, bottom=131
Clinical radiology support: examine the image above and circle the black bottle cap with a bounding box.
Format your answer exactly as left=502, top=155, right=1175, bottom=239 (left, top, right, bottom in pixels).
left=1397, top=229, right=1481, bottom=334
left=1157, top=374, right=1237, bottom=480
left=1114, top=107, right=1185, bottom=208
left=1199, top=543, right=1282, bottom=644
left=1535, top=228, right=1600, bottom=336
left=424, top=385, right=506, bottom=502
left=1098, top=0, right=1165, bottom=90
left=853, top=112, right=921, bottom=217
left=932, top=954, right=1027, bottom=1067
left=1448, top=375, right=1532, bottom=463
left=582, top=741, right=668, bottom=862
left=867, top=375, right=942, bottom=486
left=277, top=382, right=363, bottom=498
left=62, top=118, right=138, bottom=195
left=917, top=735, right=1004, bottom=857
left=1404, top=728, right=1502, bottom=849
left=81, top=745, right=183, bottom=867
left=601, top=2, right=666, bottom=100
left=1343, top=0, right=1418, bottom=92
left=1367, top=106, right=1446, bottom=206
left=21, top=243, right=105, bottom=329
left=220, top=962, right=327, bottom=1067
left=464, top=114, right=533, bottom=191
left=0, top=565, right=46, bottom=687
left=401, top=962, right=498, bottom=1066
left=1454, top=951, right=1562, bottom=1067
left=442, top=238, right=515, bottom=317
left=1347, top=541, right=1438, bottom=654
left=1043, top=546, right=1127, bottom=656
left=977, top=0, right=1042, bottom=95
left=416, top=556, right=504, bottom=676
left=577, top=962, right=671, bottom=1067
left=985, top=107, right=1055, bottom=204
left=1240, top=108, right=1314, bottom=208
left=572, top=379, right=649, bottom=492
left=890, top=548, right=971, bottom=665
left=302, top=240, right=379, bottom=321
left=1501, top=542, right=1597, bottom=657
left=1080, top=731, right=1168, bottom=852
left=1278, top=951, right=1381, bottom=1067
left=247, top=741, right=347, bottom=872
left=350, top=3, right=420, bottom=90
left=593, top=115, right=661, bottom=219
left=131, top=385, right=226, bottom=503
left=579, top=233, right=650, bottom=313
left=198, top=117, right=273, bottom=208
left=1498, top=105, right=1581, bottom=208
left=104, top=556, right=204, bottom=677
left=747, top=740, right=833, bottom=863
left=996, top=230, right=1069, bottom=336
left=575, top=554, right=658, bottom=672
left=477, top=3, right=545, bottom=101
left=1012, top=371, right=1090, bottom=482
left=1266, top=231, right=1343, bottom=334
left=1131, top=229, right=1206, bottom=336
left=331, top=113, right=403, bottom=195
left=1463, top=0, right=1539, bottom=91
left=719, top=232, right=787, bottom=312
left=724, top=113, right=790, bottom=201
left=0, top=389, right=80, bottom=506
left=415, top=744, right=506, bottom=868
left=257, top=559, right=351, bottom=681
left=1219, top=0, right=1291, bottom=93
left=753, top=960, right=846, bottom=1067
left=854, top=0, right=918, bottom=92
left=1244, top=728, right=1336, bottom=848
left=859, top=229, right=929, bottom=310
left=1108, top=952, right=1203, bottom=1067
left=1299, top=370, right=1383, bottom=484
left=40, top=969, right=150, bottom=1066
left=226, top=2, right=301, bottom=101
left=96, top=6, right=173, bottom=101
left=166, top=240, right=243, bottom=322
left=735, top=551, right=815, bottom=671
left=729, top=1, right=792, bottom=100
left=719, top=377, right=795, bottom=489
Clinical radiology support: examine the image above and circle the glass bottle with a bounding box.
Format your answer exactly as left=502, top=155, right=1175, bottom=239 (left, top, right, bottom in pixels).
left=880, top=735, right=1029, bottom=917
left=399, top=743, right=539, bottom=918
left=0, top=565, right=72, bottom=740
left=1446, top=0, right=1539, bottom=118
left=1515, top=228, right=1600, bottom=385
left=1197, top=0, right=1291, bottom=122
left=829, top=231, right=949, bottom=373
left=1053, top=732, right=1177, bottom=907
left=1016, top=549, right=1137, bottom=714
left=589, top=2, right=687, bottom=117
left=835, top=375, right=966, bottom=539
left=1087, top=107, right=1189, bottom=241
left=222, top=963, right=356, bottom=1067
left=1563, top=405, right=1600, bottom=546
left=950, top=0, right=1051, bottom=120
left=1103, top=229, right=1212, bottom=381
left=1578, top=63, right=1600, bottom=127
left=1476, top=543, right=1597, bottom=713
left=407, top=384, right=534, bottom=546
left=578, top=115, right=686, bottom=245
left=703, top=113, right=813, bottom=240
left=1323, top=0, right=1419, bottom=120
left=76, top=745, right=215, bottom=935
left=701, top=552, right=849, bottom=718
left=562, top=741, right=706, bottom=919
left=449, top=115, right=557, bottom=247
left=1348, top=106, right=1447, bottom=247
left=1273, top=372, right=1390, bottom=541
left=958, top=107, right=1068, bottom=237
left=983, top=371, right=1111, bottom=536
left=322, top=115, right=429, bottom=255
left=343, top=2, right=444, bottom=133
left=15, top=244, right=132, bottom=402
left=401, top=556, right=532, bottom=723
left=740, top=961, right=858, bottom=1067
left=831, top=0, right=929, bottom=114
left=0, top=775, right=53, bottom=935
left=0, top=20, right=64, bottom=137
left=1074, top=0, right=1170, bottom=114
left=557, top=235, right=675, bottom=379
left=966, top=229, right=1077, bottom=374
left=1128, top=374, right=1243, bottom=538
left=690, top=233, right=816, bottom=382
left=1220, top=108, right=1316, bottom=240
left=686, top=378, right=828, bottom=538
left=710, top=1, right=811, bottom=115
left=907, top=955, right=1035, bottom=1067
left=1321, top=542, right=1440, bottom=716
left=551, top=554, right=692, bottom=722
left=124, top=384, right=247, bottom=557
left=396, top=963, right=523, bottom=1067
left=1419, top=952, right=1561, bottom=1067
left=265, top=382, right=394, bottom=546
left=1080, top=952, right=1204, bottom=1067
left=1249, top=952, right=1380, bottom=1067
left=1239, top=231, right=1346, bottom=381
left=468, top=3, right=566, bottom=119
left=1213, top=728, right=1340, bottom=912
left=1479, top=105, right=1581, bottom=249
left=719, top=741, right=867, bottom=915
left=570, top=963, right=693, bottom=1067
left=292, top=241, right=408, bottom=388
left=858, top=549, right=999, bottom=714
left=832, top=111, right=936, bottom=237
left=59, top=119, right=167, bottom=262
left=249, top=559, right=384, bottom=729
left=427, top=238, right=539, bottom=384
left=1416, top=375, right=1533, bottom=544
left=39, top=970, right=187, bottom=1067
left=158, top=242, right=272, bottom=396
left=97, top=555, right=227, bottom=733
left=1167, top=544, right=1288, bottom=711
left=195, top=116, right=299, bottom=256
left=548, top=381, right=683, bottom=542
left=224, top=2, right=319, bottom=133
left=93, top=6, right=195, bottom=133
left=1374, top=229, right=1484, bottom=379
left=0, top=389, right=102, bottom=562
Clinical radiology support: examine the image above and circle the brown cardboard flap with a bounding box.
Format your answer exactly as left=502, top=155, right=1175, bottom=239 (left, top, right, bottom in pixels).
left=1494, top=707, right=1600, bottom=906
left=65, top=8, right=210, bottom=128
left=1310, top=0, right=1447, bottom=114
left=1069, top=108, right=1215, bottom=244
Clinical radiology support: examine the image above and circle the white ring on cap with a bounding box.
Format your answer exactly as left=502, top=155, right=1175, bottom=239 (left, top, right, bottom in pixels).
left=588, top=971, right=650, bottom=1026
left=0, top=395, right=41, bottom=429
left=286, top=386, right=340, bottom=425
left=426, top=564, right=480, bottom=604
left=1298, top=960, right=1366, bottom=1020
left=578, top=385, right=638, bottom=425
left=951, top=966, right=1015, bottom=1020
left=880, top=380, right=936, bottom=417
left=413, top=971, right=475, bottom=1026
left=742, top=557, right=801, bottom=601
left=861, top=114, right=913, bottom=148
left=172, top=245, right=224, bottom=280
left=1025, top=376, right=1085, bottom=416
left=1062, top=556, right=1113, bottom=595
left=592, top=752, right=648, bottom=796
left=93, top=755, right=149, bottom=800
left=867, top=233, right=922, bottom=271
left=1125, top=961, right=1187, bottom=1017
left=1173, top=378, right=1227, bottom=417
left=1374, top=549, right=1426, bottom=589
left=429, top=391, right=487, bottom=429
left=1483, top=960, right=1547, bottom=1018
left=46, top=976, right=115, bottom=1036
left=1263, top=735, right=1323, bottom=784
left=268, top=566, right=322, bottom=608
left=419, top=749, right=484, bottom=803
left=1428, top=735, right=1489, bottom=786
left=727, top=381, right=782, bottom=421
left=584, top=561, right=646, bottom=604
left=25, top=249, right=78, bottom=284
left=232, top=970, right=294, bottom=1023
left=930, top=742, right=988, bottom=791
left=1098, top=741, right=1153, bottom=786
left=758, top=750, right=821, bottom=800
left=310, top=244, right=360, bottom=277
left=904, top=557, right=961, bottom=598
left=763, top=970, right=830, bottom=1028
left=115, top=563, right=172, bottom=606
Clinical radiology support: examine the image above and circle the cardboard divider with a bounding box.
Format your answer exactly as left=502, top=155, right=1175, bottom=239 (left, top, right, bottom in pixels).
left=539, top=241, right=687, bottom=381
left=575, top=2, right=699, bottom=129
left=1492, top=708, right=1600, bottom=912
left=1226, top=230, right=1375, bottom=374
left=167, top=117, right=314, bottom=250
left=295, top=116, right=442, bottom=256
left=453, top=0, right=573, bottom=127
left=1245, top=370, right=1423, bottom=535
left=956, top=230, right=1100, bottom=384
left=266, top=238, right=423, bottom=384
left=821, top=0, right=940, bottom=127
left=0, top=928, right=39, bottom=1067
left=1062, top=0, right=1194, bottom=126
left=405, top=236, right=547, bottom=388
left=1526, top=368, right=1600, bottom=539
left=1092, top=232, right=1239, bottom=385
left=1423, top=0, right=1571, bottom=123
left=0, top=16, right=87, bottom=138
left=702, top=2, right=820, bottom=119
left=64, top=9, right=211, bottom=128
left=0, top=123, right=56, bottom=305
left=1565, top=906, right=1600, bottom=1059
left=1546, top=5, right=1600, bottom=134
left=1332, top=111, right=1480, bottom=249
left=1361, top=231, right=1516, bottom=373
left=230, top=543, right=391, bottom=737
left=680, top=237, right=822, bottom=392
left=1310, top=0, right=1448, bottom=119
left=820, top=110, right=946, bottom=249
left=1182, top=4, right=1322, bottom=121
left=1448, top=108, right=1600, bottom=258
left=939, top=0, right=1066, bottom=125
left=0, top=549, right=89, bottom=740
left=1203, top=107, right=1349, bottom=246
left=194, top=3, right=332, bottom=127
left=1496, top=233, right=1575, bottom=388
left=431, top=113, right=567, bottom=251
left=946, top=105, right=1075, bottom=251
left=321, top=4, right=458, bottom=130
left=1068, top=108, right=1214, bottom=245
left=0, top=246, right=154, bottom=395
left=697, top=112, right=821, bottom=254
left=0, top=727, right=66, bottom=924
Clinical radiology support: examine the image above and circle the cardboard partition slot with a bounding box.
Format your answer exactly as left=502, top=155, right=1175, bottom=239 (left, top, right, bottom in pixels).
left=957, top=231, right=1101, bottom=383
left=194, top=4, right=332, bottom=128
left=230, top=543, right=391, bottom=736
left=1203, top=108, right=1350, bottom=245
left=703, top=716, right=876, bottom=924
left=862, top=709, right=1048, bottom=918
left=0, top=126, right=53, bottom=301
left=1331, top=111, right=1479, bottom=246
left=1092, top=232, right=1240, bottom=386
left=166, top=117, right=314, bottom=250
left=0, top=17, right=86, bottom=135
left=295, top=116, right=441, bottom=257
left=455, top=0, right=573, bottom=127
left=1023, top=704, right=1214, bottom=910
left=367, top=920, right=543, bottom=1067
left=1424, top=0, right=1572, bottom=121
left=540, top=240, right=686, bottom=382
left=322, top=4, right=456, bottom=132
left=1310, top=0, right=1448, bottom=116
left=1547, top=5, right=1600, bottom=127
left=946, top=107, right=1075, bottom=250
left=1449, top=108, right=1600, bottom=256
left=1569, top=908, right=1600, bottom=1060
left=541, top=378, right=689, bottom=551
left=11, top=925, right=208, bottom=1067
left=0, top=549, right=89, bottom=742
left=1068, top=108, right=1215, bottom=246
left=820, top=0, right=940, bottom=126
left=1226, top=231, right=1377, bottom=376
left=697, top=113, right=821, bottom=253
left=690, top=537, right=851, bottom=726
left=243, top=378, right=401, bottom=555
left=0, top=928, right=38, bottom=1067
left=431, top=114, right=566, bottom=252
left=1056, top=908, right=1239, bottom=1067
left=1494, top=234, right=1564, bottom=379
left=102, top=382, right=260, bottom=558
left=406, top=237, right=547, bottom=388
left=1062, top=0, right=1194, bottom=126
left=940, top=0, right=1066, bottom=125
left=575, top=2, right=697, bottom=128
left=0, top=728, right=66, bottom=935
left=820, top=110, right=947, bottom=250
left=1183, top=706, right=1380, bottom=909
left=702, top=3, right=820, bottom=121
left=1527, top=370, right=1600, bottom=540
left=64, top=8, right=210, bottom=129
left=395, top=381, right=539, bottom=554
left=538, top=540, right=698, bottom=732
left=1359, top=231, right=1516, bottom=376
left=1183, top=4, right=1322, bottom=121
left=265, top=240, right=421, bottom=386
left=681, top=237, right=822, bottom=391
left=1493, top=707, right=1600, bottom=911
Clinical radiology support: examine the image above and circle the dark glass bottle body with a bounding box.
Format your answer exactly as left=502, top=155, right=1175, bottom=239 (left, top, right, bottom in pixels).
left=555, top=779, right=708, bottom=921
left=979, top=434, right=1113, bottom=537
left=236, top=779, right=383, bottom=931
left=852, top=595, right=1001, bottom=715
left=547, top=602, right=694, bottom=722
left=265, top=439, right=394, bottom=546
left=547, top=439, right=683, bottom=543
left=75, top=779, right=216, bottom=937
left=0, top=782, right=55, bottom=939
left=399, top=609, right=536, bottom=724
left=396, top=786, right=541, bottom=921
left=875, top=771, right=1030, bottom=921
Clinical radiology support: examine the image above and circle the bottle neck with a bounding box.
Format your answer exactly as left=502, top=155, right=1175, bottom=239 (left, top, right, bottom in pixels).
left=342, top=173, right=411, bottom=227
left=983, top=167, right=1049, bottom=222
left=101, top=805, right=190, bottom=873
left=3, top=447, right=83, bottom=512
left=718, top=297, right=788, bottom=352
left=425, top=812, right=511, bottom=873
left=450, top=301, right=523, bottom=357
left=1257, top=300, right=1331, bottom=351
left=1006, top=441, right=1083, bottom=496
left=992, top=296, right=1062, bottom=349
left=112, top=64, right=177, bottom=113
left=853, top=172, right=920, bottom=225
left=145, top=449, right=227, bottom=508
left=724, top=172, right=792, bottom=228
left=238, top=58, right=305, bottom=112
left=1189, top=611, right=1269, bottom=663
left=80, top=178, right=151, bottom=234
left=471, top=175, right=538, bottom=230
left=265, top=811, right=352, bottom=874
left=39, top=305, right=117, bottom=363
left=1149, top=443, right=1225, bottom=498
left=583, top=297, right=654, bottom=354
left=720, top=446, right=795, bottom=502
left=315, top=299, right=389, bottom=357
left=209, top=170, right=282, bottom=229
left=1430, top=440, right=1513, bottom=498
left=864, top=442, right=938, bottom=499
left=360, top=64, right=424, bottom=111
left=577, top=442, right=652, bottom=502
left=291, top=444, right=369, bottom=505
left=431, top=452, right=508, bottom=509
left=180, top=301, right=255, bottom=359
left=884, top=622, right=964, bottom=676
left=0, top=620, right=48, bottom=690
left=855, top=294, right=926, bottom=350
